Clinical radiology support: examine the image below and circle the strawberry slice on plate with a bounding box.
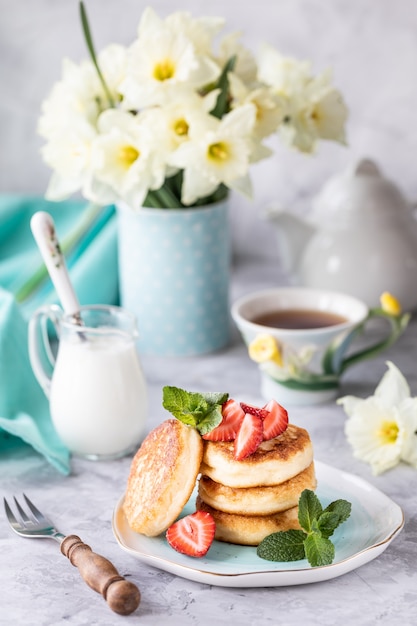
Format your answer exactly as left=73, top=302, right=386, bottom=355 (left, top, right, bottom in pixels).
left=233, top=412, right=264, bottom=460
left=202, top=398, right=245, bottom=441
left=262, top=399, right=288, bottom=440
left=166, top=511, right=216, bottom=557
left=240, top=401, right=270, bottom=420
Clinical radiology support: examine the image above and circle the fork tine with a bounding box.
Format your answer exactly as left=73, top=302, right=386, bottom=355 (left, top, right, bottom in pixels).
left=23, top=493, right=48, bottom=523
left=3, top=498, right=18, bottom=526
left=13, top=496, right=32, bottom=523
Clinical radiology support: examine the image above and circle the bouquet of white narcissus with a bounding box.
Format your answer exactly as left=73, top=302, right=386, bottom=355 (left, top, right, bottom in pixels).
left=38, top=3, right=348, bottom=209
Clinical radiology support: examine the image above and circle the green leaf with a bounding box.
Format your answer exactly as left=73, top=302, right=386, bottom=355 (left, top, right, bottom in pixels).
left=317, top=511, right=341, bottom=539
left=322, top=499, right=352, bottom=535
left=298, top=489, right=323, bottom=533
left=200, top=392, right=229, bottom=406
left=197, top=405, right=224, bottom=436
left=79, top=1, right=115, bottom=108
left=162, top=386, right=228, bottom=434
left=257, top=530, right=307, bottom=562
left=193, top=392, right=228, bottom=435
left=210, top=56, right=236, bottom=119
left=304, top=532, right=335, bottom=567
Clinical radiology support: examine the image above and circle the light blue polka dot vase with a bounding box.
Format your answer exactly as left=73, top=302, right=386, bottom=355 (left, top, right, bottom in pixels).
left=117, top=200, right=231, bottom=356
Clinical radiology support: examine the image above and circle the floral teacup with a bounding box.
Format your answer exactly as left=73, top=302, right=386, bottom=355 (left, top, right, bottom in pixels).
left=231, top=287, right=409, bottom=405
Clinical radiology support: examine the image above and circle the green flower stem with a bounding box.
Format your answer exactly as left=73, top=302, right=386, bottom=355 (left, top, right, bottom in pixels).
left=79, top=1, right=115, bottom=108
left=15, top=202, right=103, bottom=304
left=144, top=183, right=183, bottom=209
left=153, top=185, right=183, bottom=208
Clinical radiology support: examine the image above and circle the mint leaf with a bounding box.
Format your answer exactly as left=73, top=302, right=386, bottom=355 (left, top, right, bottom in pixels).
left=257, top=490, right=352, bottom=567
left=323, top=499, right=352, bottom=531
left=304, top=532, right=335, bottom=567
left=317, top=511, right=341, bottom=539
left=298, top=489, right=323, bottom=533
left=257, top=530, right=307, bottom=562
left=197, top=405, right=223, bottom=435
left=162, top=386, right=228, bottom=434
left=200, top=391, right=229, bottom=406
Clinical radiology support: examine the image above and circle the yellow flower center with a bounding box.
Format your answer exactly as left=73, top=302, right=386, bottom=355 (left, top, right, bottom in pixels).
left=153, top=60, right=175, bottom=81
left=118, top=145, right=139, bottom=168
left=208, top=142, right=229, bottom=162
left=378, top=420, right=399, bottom=445
left=174, top=118, right=189, bottom=137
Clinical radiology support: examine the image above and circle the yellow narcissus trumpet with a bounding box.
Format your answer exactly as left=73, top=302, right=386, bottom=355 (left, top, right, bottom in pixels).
left=380, top=292, right=402, bottom=316
left=248, top=334, right=283, bottom=366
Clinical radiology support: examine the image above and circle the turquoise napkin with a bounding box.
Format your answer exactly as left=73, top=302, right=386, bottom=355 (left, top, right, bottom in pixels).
left=0, top=195, right=118, bottom=474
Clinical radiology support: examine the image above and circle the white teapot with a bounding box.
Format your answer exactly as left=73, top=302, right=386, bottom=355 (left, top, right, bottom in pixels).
left=267, top=158, right=417, bottom=310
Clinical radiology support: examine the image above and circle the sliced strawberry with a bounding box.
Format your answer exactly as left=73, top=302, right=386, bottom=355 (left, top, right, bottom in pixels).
left=240, top=401, right=270, bottom=420
left=202, top=398, right=245, bottom=441
left=233, top=412, right=264, bottom=460
left=166, top=511, right=216, bottom=558
left=262, top=399, right=288, bottom=440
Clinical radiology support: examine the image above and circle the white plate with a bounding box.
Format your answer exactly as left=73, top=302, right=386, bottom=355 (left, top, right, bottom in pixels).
left=112, top=460, right=404, bottom=588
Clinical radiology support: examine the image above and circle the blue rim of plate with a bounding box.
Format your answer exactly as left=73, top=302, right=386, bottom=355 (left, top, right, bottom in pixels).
left=112, top=460, right=404, bottom=588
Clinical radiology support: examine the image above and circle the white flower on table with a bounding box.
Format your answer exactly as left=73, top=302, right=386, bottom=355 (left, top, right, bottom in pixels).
left=338, top=361, right=417, bottom=475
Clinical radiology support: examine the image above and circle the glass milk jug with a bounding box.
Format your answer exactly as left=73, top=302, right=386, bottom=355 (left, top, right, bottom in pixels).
left=29, top=304, right=148, bottom=460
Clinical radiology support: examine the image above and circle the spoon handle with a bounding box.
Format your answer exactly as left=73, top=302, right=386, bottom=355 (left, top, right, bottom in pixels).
left=30, top=211, right=81, bottom=318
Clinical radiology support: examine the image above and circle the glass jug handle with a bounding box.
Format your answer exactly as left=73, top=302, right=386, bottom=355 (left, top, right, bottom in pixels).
left=28, top=304, right=63, bottom=398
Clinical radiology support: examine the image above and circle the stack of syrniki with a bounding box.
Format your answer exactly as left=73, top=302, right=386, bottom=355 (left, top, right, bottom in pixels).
left=123, top=394, right=317, bottom=549
left=197, top=418, right=316, bottom=546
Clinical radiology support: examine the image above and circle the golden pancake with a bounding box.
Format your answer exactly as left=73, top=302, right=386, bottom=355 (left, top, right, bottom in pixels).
left=196, top=496, right=301, bottom=546
left=123, top=419, right=203, bottom=536
left=201, top=424, right=313, bottom=488
left=198, top=462, right=316, bottom=516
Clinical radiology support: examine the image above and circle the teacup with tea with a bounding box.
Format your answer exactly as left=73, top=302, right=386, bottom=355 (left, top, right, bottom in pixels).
left=231, top=287, right=409, bottom=405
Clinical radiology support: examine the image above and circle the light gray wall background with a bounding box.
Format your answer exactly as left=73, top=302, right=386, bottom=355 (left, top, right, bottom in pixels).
left=1, top=0, right=417, bottom=259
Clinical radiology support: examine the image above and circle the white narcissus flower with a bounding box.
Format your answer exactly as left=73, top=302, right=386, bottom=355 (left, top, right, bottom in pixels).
left=38, top=59, right=101, bottom=139
left=257, top=44, right=348, bottom=153
left=257, top=44, right=311, bottom=96
left=228, top=74, right=284, bottom=140
left=89, top=109, right=165, bottom=207
left=140, top=90, right=220, bottom=161
left=337, top=361, right=417, bottom=475
left=120, top=7, right=220, bottom=109
left=297, top=69, right=348, bottom=145
left=217, top=32, right=258, bottom=85
left=42, top=116, right=97, bottom=201
left=165, top=11, right=224, bottom=57
left=168, top=104, right=257, bottom=205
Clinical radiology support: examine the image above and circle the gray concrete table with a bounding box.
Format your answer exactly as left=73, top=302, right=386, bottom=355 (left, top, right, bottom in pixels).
left=1, top=257, right=417, bottom=626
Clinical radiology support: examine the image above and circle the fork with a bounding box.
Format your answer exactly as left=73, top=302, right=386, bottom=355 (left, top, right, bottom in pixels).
left=4, top=494, right=140, bottom=616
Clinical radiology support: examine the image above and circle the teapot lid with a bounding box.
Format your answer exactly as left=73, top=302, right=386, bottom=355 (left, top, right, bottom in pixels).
left=312, top=158, right=409, bottom=218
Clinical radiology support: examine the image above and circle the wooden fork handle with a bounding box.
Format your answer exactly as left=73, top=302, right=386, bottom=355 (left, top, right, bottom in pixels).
left=60, top=534, right=140, bottom=615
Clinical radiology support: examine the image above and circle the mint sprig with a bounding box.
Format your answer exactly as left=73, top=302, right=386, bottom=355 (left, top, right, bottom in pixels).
left=257, top=489, right=351, bottom=567
left=162, top=386, right=228, bottom=436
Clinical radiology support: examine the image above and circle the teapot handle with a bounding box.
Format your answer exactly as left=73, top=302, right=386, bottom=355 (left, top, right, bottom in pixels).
left=28, top=305, right=63, bottom=398
left=323, top=309, right=410, bottom=376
